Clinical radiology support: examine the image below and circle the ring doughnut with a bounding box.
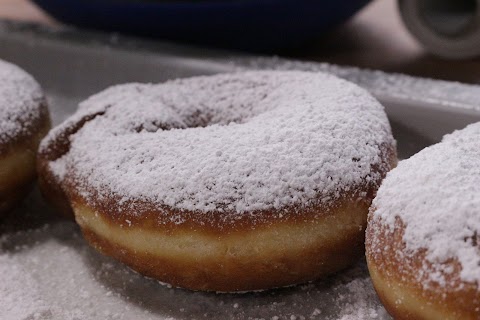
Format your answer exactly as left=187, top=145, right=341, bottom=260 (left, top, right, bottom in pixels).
left=39, top=71, right=396, bottom=292
left=0, top=60, right=50, bottom=214
left=366, top=123, right=480, bottom=319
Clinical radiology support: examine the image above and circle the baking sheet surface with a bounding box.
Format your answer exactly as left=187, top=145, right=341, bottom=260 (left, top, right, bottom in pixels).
left=1, top=20, right=480, bottom=320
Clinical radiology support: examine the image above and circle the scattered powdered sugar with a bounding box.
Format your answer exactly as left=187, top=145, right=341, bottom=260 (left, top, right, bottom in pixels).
left=231, top=57, right=480, bottom=112
left=333, top=278, right=389, bottom=320
left=372, top=122, right=480, bottom=287
left=0, top=59, right=44, bottom=146
left=43, top=71, right=393, bottom=216
left=2, top=58, right=404, bottom=319
left=0, top=189, right=389, bottom=319
left=0, top=254, right=50, bottom=320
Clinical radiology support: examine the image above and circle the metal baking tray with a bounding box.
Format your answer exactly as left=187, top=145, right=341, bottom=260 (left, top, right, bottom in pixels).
left=1, top=20, right=480, bottom=320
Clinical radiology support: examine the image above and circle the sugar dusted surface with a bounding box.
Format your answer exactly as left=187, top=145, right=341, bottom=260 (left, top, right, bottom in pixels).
left=234, top=57, right=480, bottom=112
left=372, top=122, right=480, bottom=288
left=0, top=59, right=44, bottom=145
left=0, top=191, right=389, bottom=319
left=44, top=71, right=393, bottom=217
left=4, top=31, right=476, bottom=319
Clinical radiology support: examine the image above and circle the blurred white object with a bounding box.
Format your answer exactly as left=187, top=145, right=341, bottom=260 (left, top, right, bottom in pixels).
left=399, top=0, right=480, bottom=59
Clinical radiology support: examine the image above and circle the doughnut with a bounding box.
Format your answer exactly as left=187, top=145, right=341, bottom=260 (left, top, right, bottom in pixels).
left=366, top=123, right=480, bottom=319
left=38, top=71, right=396, bottom=292
left=0, top=60, right=50, bottom=215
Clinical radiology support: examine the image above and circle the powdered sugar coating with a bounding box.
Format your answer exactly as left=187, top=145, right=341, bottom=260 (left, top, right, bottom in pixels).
left=0, top=59, right=44, bottom=148
left=43, top=71, right=393, bottom=217
left=371, top=122, right=480, bottom=287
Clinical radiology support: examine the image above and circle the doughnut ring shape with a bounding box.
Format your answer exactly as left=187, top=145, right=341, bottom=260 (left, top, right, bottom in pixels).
left=39, top=71, right=396, bottom=291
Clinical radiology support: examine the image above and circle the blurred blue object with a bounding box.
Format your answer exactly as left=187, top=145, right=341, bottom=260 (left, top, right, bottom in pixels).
left=32, top=0, right=371, bottom=52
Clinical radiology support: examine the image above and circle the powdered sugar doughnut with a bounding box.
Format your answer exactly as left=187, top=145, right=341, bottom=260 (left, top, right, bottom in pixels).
left=366, top=123, right=480, bottom=319
left=0, top=60, right=50, bottom=214
left=38, top=71, right=396, bottom=291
